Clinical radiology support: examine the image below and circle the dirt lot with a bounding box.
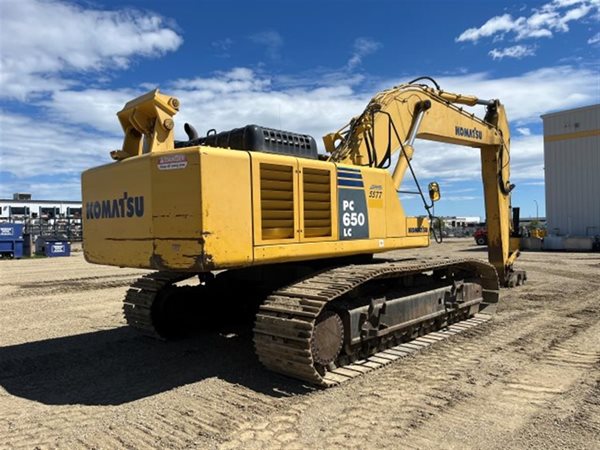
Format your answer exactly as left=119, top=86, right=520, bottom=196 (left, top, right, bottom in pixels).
left=0, top=239, right=598, bottom=449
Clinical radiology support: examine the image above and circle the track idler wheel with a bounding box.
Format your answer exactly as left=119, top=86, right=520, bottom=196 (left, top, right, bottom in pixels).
left=310, top=310, right=344, bottom=367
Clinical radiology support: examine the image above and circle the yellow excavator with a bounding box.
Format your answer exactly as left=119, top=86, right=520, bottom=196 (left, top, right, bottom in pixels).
left=82, top=77, right=526, bottom=386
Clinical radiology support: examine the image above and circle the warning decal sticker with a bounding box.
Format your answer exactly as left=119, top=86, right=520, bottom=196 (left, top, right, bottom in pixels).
left=157, top=154, right=187, bottom=170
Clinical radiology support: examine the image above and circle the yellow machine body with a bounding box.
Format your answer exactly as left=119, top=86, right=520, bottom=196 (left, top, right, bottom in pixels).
left=81, top=83, right=526, bottom=386
left=83, top=146, right=429, bottom=271
left=83, top=84, right=522, bottom=284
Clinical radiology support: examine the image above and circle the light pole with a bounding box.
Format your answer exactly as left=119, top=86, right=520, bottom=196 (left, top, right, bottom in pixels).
left=533, top=200, right=539, bottom=222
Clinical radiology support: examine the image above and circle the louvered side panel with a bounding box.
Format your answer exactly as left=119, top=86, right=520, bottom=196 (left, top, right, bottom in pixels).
left=303, top=168, right=332, bottom=238
left=260, top=163, right=295, bottom=240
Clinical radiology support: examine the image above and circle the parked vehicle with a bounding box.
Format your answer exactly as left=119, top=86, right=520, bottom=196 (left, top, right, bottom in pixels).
left=474, top=228, right=488, bottom=246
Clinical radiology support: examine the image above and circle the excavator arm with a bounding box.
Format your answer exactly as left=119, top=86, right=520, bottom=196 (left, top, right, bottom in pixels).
left=324, top=81, right=523, bottom=286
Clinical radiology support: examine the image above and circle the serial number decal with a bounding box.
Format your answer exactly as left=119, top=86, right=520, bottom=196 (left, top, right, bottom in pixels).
left=408, top=227, right=429, bottom=233
left=368, top=184, right=383, bottom=199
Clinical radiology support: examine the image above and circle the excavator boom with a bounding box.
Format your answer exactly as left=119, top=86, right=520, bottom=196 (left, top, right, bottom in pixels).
left=324, top=81, right=521, bottom=284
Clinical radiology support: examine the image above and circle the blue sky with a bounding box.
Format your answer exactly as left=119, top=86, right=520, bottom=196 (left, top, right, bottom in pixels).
left=0, top=0, right=598, bottom=219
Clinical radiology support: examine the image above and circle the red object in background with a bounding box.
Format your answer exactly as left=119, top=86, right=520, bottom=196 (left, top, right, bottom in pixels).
left=474, top=228, right=487, bottom=245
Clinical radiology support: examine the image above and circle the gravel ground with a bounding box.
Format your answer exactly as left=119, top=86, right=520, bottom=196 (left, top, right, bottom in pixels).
left=0, top=239, right=598, bottom=449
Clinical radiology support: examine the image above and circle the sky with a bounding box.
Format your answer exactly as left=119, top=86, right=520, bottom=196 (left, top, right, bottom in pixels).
left=0, top=0, right=598, bottom=219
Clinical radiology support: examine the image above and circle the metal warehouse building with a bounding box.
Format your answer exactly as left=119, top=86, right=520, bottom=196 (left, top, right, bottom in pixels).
left=542, top=104, right=600, bottom=238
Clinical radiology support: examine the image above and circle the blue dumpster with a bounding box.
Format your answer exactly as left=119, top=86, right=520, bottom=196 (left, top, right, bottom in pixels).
left=35, top=236, right=71, bottom=257
left=0, top=223, right=24, bottom=259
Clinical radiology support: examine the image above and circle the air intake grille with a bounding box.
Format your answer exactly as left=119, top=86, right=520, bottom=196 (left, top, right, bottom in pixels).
left=303, top=168, right=332, bottom=238
left=260, top=163, right=294, bottom=240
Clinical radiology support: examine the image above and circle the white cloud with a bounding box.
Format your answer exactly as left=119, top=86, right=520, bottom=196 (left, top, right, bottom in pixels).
left=0, top=111, right=118, bottom=181
left=249, top=31, right=284, bottom=60
left=0, top=0, right=182, bottom=100
left=34, top=69, right=369, bottom=148
left=456, top=0, right=598, bottom=44
left=589, top=31, right=600, bottom=43
left=40, top=66, right=599, bottom=146
left=406, top=132, right=545, bottom=187
left=347, top=37, right=382, bottom=69
left=457, top=14, right=518, bottom=42
left=444, top=196, right=481, bottom=202
left=171, top=68, right=271, bottom=95
left=401, top=66, right=599, bottom=125
left=489, top=45, right=536, bottom=59
left=169, top=83, right=368, bottom=143
left=505, top=134, right=546, bottom=181
left=0, top=178, right=83, bottom=201
left=3, top=64, right=597, bottom=199
left=517, top=127, right=532, bottom=135
left=43, top=88, right=137, bottom=134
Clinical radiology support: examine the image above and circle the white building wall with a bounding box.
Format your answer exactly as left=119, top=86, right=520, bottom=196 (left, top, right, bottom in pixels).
left=542, top=104, right=600, bottom=236
left=0, top=200, right=82, bottom=219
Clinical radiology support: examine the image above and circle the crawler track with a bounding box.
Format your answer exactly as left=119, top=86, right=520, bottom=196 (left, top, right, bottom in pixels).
left=254, top=258, right=499, bottom=386
left=123, top=258, right=499, bottom=386
left=123, top=271, right=195, bottom=339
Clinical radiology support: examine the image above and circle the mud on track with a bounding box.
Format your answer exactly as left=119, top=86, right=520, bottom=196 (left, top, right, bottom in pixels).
left=0, top=240, right=598, bottom=449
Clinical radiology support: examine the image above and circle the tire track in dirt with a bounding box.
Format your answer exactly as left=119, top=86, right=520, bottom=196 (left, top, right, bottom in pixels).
left=0, top=370, right=283, bottom=449
left=3, top=273, right=144, bottom=298
left=218, top=274, right=599, bottom=449
left=0, top=325, right=289, bottom=449
left=401, top=320, right=600, bottom=449
left=48, top=384, right=282, bottom=449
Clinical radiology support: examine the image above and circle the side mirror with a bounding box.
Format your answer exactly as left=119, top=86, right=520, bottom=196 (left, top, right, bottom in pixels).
left=428, top=182, right=441, bottom=202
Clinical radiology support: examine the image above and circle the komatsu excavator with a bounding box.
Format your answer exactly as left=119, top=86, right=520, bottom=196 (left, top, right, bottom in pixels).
left=82, top=78, right=526, bottom=386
